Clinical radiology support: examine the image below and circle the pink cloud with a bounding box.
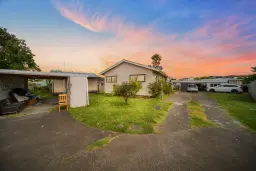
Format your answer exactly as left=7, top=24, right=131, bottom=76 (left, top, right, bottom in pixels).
left=49, top=0, right=256, bottom=78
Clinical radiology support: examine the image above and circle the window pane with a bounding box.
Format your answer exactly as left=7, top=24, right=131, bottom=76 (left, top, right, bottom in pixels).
left=112, top=76, right=117, bottom=83
left=137, top=75, right=145, bottom=82
left=106, top=77, right=112, bottom=83
left=130, top=75, right=137, bottom=80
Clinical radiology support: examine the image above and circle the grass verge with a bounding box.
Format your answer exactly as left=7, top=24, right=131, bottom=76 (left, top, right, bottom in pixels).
left=188, top=100, right=216, bottom=128
left=70, top=94, right=171, bottom=134
left=208, top=93, right=256, bottom=130
left=86, top=137, right=115, bottom=151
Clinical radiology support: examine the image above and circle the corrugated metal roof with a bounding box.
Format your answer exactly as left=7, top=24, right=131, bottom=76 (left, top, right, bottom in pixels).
left=0, top=69, right=88, bottom=78
left=57, top=71, right=100, bottom=78
left=172, top=78, right=242, bottom=84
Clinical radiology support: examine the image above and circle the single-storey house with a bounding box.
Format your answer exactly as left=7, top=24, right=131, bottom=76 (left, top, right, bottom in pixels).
left=99, top=59, right=168, bottom=96
left=52, top=72, right=102, bottom=93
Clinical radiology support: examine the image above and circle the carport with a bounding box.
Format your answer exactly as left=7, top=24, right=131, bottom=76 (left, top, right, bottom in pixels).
left=172, top=78, right=243, bottom=92
left=0, top=69, right=89, bottom=108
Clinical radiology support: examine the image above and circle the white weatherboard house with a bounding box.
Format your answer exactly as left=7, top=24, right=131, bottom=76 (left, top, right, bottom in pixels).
left=100, top=59, right=168, bottom=96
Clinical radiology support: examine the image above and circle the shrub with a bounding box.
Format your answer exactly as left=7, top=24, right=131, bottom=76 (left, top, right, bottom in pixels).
left=113, top=80, right=142, bottom=103
left=148, top=81, right=162, bottom=97
left=148, top=79, right=172, bottom=97
left=162, top=81, right=172, bottom=95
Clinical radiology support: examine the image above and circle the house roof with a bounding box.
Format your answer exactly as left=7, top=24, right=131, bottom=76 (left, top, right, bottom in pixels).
left=54, top=71, right=100, bottom=78
left=99, top=59, right=168, bottom=77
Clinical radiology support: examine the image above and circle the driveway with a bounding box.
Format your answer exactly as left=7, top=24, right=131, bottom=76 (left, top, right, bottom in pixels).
left=0, top=93, right=256, bottom=171
left=0, top=112, right=112, bottom=171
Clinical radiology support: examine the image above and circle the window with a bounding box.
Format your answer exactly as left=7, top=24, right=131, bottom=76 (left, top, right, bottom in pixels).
left=210, top=84, right=220, bottom=87
left=129, top=74, right=145, bottom=82
left=106, top=76, right=117, bottom=83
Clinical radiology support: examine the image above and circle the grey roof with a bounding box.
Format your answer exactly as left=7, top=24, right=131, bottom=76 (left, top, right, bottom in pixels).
left=56, top=71, right=100, bottom=78
left=172, top=78, right=242, bottom=84
left=0, top=69, right=88, bottom=78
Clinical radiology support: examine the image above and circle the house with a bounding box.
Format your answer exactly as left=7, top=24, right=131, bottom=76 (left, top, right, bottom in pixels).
left=99, top=59, right=168, bottom=96
left=52, top=72, right=102, bottom=93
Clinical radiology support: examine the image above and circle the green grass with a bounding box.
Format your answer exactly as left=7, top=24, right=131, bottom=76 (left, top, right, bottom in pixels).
left=30, top=89, right=53, bottom=99
left=86, top=137, right=113, bottom=151
left=208, top=93, right=256, bottom=130
left=188, top=100, right=216, bottom=128
left=70, top=94, right=171, bottom=134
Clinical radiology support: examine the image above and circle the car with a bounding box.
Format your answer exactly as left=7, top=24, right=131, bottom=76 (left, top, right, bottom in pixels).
left=187, top=84, right=198, bottom=92
left=207, top=84, right=243, bottom=93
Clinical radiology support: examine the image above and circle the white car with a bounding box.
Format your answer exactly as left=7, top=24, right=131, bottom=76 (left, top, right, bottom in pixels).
left=187, top=84, right=198, bottom=92
left=208, top=84, right=243, bottom=93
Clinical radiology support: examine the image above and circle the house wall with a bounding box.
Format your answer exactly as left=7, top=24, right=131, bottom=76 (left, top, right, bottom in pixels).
left=52, top=79, right=67, bottom=93
left=248, top=80, right=256, bottom=101
left=88, top=78, right=98, bottom=92
left=104, top=63, right=162, bottom=96
left=0, top=75, right=26, bottom=100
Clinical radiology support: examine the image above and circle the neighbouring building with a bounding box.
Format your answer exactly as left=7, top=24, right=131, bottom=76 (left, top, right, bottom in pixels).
left=99, top=59, right=168, bottom=96
left=248, top=80, right=256, bottom=101
left=172, top=78, right=243, bottom=91
left=52, top=72, right=102, bottom=93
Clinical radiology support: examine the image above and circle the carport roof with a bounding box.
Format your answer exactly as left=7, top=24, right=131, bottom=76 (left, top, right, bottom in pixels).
left=0, top=69, right=88, bottom=79
left=172, top=78, right=242, bottom=84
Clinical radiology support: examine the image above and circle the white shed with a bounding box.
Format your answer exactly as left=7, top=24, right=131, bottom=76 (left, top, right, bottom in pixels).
left=0, top=69, right=89, bottom=107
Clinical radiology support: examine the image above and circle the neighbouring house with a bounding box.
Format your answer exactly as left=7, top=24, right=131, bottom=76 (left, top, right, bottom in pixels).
left=99, top=59, right=168, bottom=96
left=28, top=79, right=48, bottom=90
left=52, top=72, right=102, bottom=93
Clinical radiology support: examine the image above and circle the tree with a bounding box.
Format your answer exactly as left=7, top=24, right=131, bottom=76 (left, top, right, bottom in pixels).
left=151, top=54, right=162, bottom=69
left=0, top=27, right=40, bottom=71
left=113, top=80, right=142, bottom=104
left=252, top=66, right=256, bottom=73
left=243, top=66, right=256, bottom=84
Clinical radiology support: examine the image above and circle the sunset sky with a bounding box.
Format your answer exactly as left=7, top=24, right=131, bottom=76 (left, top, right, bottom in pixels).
left=0, top=0, right=255, bottom=78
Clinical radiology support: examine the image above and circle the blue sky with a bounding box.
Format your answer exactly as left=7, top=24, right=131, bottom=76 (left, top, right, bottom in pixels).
left=0, top=0, right=255, bottom=77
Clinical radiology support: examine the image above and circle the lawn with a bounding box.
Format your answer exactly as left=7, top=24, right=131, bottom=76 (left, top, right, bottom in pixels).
left=188, top=100, right=216, bottom=128
left=208, top=93, right=256, bottom=130
left=70, top=94, right=171, bottom=134
left=30, top=89, right=53, bottom=99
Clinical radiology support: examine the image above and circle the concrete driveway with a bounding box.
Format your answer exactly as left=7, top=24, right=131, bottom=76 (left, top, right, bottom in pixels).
left=0, top=111, right=112, bottom=171
left=0, top=93, right=256, bottom=171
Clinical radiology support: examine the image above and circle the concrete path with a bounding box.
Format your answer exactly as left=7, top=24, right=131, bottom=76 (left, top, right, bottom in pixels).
left=192, top=92, right=245, bottom=130
left=159, top=92, right=191, bottom=133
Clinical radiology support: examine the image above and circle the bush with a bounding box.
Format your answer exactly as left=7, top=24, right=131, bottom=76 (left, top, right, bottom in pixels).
left=148, top=81, right=162, bottom=97
left=162, top=81, right=172, bottom=95
left=113, top=80, right=142, bottom=103
left=148, top=79, right=172, bottom=97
